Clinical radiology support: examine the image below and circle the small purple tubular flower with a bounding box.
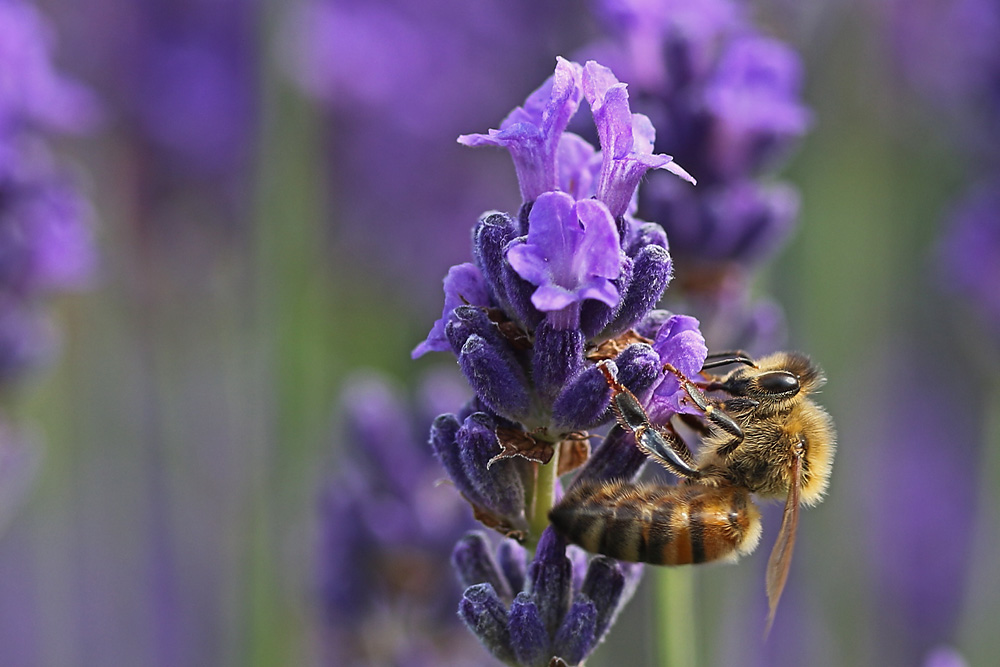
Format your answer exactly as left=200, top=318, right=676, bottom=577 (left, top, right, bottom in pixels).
left=507, top=191, right=624, bottom=327
left=552, top=597, right=597, bottom=665
left=551, top=361, right=615, bottom=431
left=458, top=335, right=532, bottom=422
left=649, top=313, right=709, bottom=418
left=413, top=263, right=490, bottom=358
left=605, top=242, right=673, bottom=336
left=580, top=556, right=627, bottom=642
left=459, top=57, right=584, bottom=202
left=526, top=528, right=573, bottom=637
left=583, top=61, right=695, bottom=218
left=445, top=305, right=505, bottom=356
left=452, top=531, right=513, bottom=599
left=473, top=211, right=519, bottom=313
left=532, top=320, right=584, bottom=403
left=459, top=584, right=517, bottom=664
left=572, top=424, right=649, bottom=485
left=508, top=593, right=551, bottom=667
left=458, top=413, right=527, bottom=519
left=431, top=413, right=490, bottom=510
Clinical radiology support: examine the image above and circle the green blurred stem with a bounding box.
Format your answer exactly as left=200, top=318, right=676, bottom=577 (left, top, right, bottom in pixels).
left=656, top=568, right=697, bottom=667
left=527, top=445, right=561, bottom=553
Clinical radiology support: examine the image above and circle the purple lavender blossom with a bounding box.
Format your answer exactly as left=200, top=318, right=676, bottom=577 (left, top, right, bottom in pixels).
left=416, top=57, right=710, bottom=665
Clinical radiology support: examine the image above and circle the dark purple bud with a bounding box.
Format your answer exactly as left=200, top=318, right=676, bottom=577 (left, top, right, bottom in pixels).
left=501, top=250, right=545, bottom=329
left=458, top=583, right=516, bottom=664
left=446, top=305, right=505, bottom=356
left=580, top=556, right=627, bottom=642
left=573, top=425, right=648, bottom=485
left=615, top=343, right=663, bottom=399
left=473, top=211, right=518, bottom=313
left=458, top=334, right=531, bottom=422
left=626, top=221, right=668, bottom=256
left=452, top=532, right=513, bottom=600
left=551, top=362, right=614, bottom=431
left=458, top=414, right=526, bottom=519
left=498, top=538, right=528, bottom=595
left=552, top=596, right=597, bottom=665
left=508, top=593, right=551, bottom=667
left=533, top=320, right=584, bottom=403
left=430, top=413, right=487, bottom=508
left=606, top=244, right=673, bottom=336
left=526, top=527, right=572, bottom=637
left=580, top=255, right=633, bottom=338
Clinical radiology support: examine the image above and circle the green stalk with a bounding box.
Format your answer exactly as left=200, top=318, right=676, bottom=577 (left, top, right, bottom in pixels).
left=527, top=444, right=561, bottom=553
left=656, top=568, right=697, bottom=667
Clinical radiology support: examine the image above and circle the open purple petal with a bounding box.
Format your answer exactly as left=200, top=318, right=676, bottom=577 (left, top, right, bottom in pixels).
left=459, top=57, right=583, bottom=202
left=649, top=314, right=708, bottom=417
left=413, top=263, right=490, bottom=358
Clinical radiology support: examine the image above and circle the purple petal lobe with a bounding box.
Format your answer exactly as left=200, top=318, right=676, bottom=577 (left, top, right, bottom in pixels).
left=413, top=263, right=489, bottom=358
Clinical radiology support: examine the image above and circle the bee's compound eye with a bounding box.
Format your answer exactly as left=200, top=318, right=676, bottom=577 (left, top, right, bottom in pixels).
left=759, top=371, right=799, bottom=395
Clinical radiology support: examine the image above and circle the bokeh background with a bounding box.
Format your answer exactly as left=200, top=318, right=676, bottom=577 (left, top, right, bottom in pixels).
left=2, top=0, right=998, bottom=665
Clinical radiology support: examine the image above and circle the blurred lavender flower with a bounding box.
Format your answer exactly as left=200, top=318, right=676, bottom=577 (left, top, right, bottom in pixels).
left=582, top=0, right=810, bottom=352
left=938, top=179, right=1000, bottom=339
left=415, top=57, right=710, bottom=665
left=0, top=0, right=96, bottom=384
left=319, top=370, right=485, bottom=666
left=880, top=0, right=1000, bottom=147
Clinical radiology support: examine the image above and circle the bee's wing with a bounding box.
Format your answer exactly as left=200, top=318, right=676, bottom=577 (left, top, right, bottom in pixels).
left=764, top=444, right=803, bottom=637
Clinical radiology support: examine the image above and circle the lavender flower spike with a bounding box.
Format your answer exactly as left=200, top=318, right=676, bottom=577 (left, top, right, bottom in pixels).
left=583, top=61, right=695, bottom=218
left=506, top=191, right=623, bottom=329
left=459, top=57, right=584, bottom=202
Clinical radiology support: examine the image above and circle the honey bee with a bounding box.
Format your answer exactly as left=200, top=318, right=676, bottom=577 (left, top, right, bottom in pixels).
left=549, top=350, right=836, bottom=632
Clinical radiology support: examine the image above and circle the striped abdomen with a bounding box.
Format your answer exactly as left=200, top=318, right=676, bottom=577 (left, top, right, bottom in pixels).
left=549, top=480, right=762, bottom=565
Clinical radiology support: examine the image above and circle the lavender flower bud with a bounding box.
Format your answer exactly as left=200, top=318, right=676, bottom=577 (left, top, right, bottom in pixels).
left=473, top=211, right=518, bottom=312
left=458, top=414, right=526, bottom=519
left=458, top=583, right=516, bottom=664
left=452, top=532, right=513, bottom=600
left=446, top=305, right=505, bottom=356
left=552, top=597, right=597, bottom=665
left=626, top=221, right=668, bottom=255
left=526, top=528, right=572, bottom=637
left=498, top=538, right=528, bottom=594
left=580, top=556, right=628, bottom=642
left=533, top=320, right=584, bottom=403
left=430, top=413, right=488, bottom=509
left=572, top=425, right=648, bottom=485
left=501, top=254, right=545, bottom=329
left=508, top=593, right=551, bottom=667
left=606, top=244, right=673, bottom=336
left=614, top=343, right=663, bottom=399
left=551, top=362, right=614, bottom=431
left=458, top=334, right=531, bottom=422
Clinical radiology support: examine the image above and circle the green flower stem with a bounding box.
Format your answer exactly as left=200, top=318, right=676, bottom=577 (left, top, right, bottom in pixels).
left=656, top=567, right=698, bottom=667
left=527, top=444, right=561, bottom=553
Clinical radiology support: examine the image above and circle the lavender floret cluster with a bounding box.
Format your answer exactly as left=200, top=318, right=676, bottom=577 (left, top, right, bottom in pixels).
left=584, top=0, right=812, bottom=351
left=415, top=58, right=708, bottom=666
left=0, top=0, right=95, bottom=521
